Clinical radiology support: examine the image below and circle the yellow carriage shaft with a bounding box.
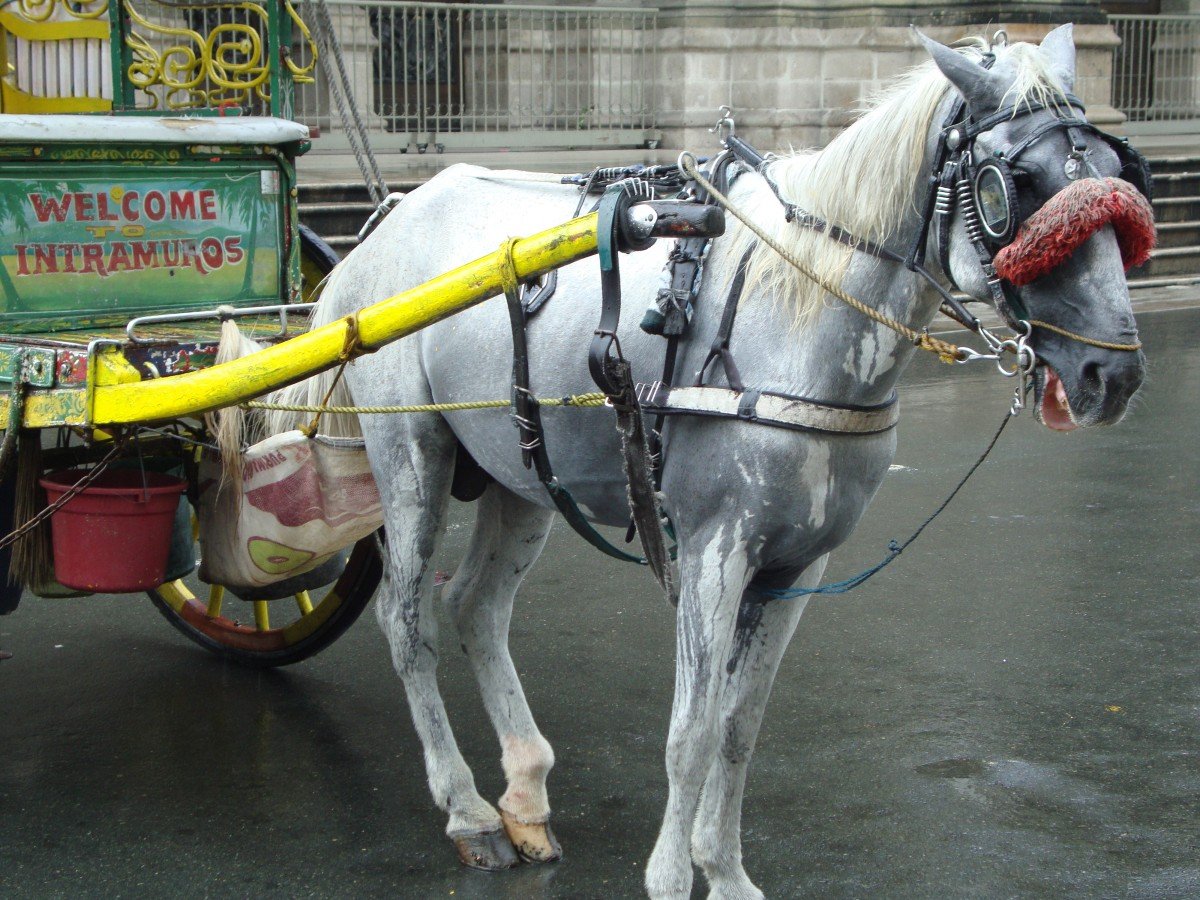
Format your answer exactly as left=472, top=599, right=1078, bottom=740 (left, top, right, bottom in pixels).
left=3, top=213, right=599, bottom=429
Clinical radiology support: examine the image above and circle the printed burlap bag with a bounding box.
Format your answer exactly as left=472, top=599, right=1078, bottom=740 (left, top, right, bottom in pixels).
left=198, top=430, right=382, bottom=590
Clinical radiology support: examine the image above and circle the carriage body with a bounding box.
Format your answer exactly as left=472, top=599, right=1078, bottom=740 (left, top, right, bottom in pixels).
left=0, top=0, right=374, bottom=663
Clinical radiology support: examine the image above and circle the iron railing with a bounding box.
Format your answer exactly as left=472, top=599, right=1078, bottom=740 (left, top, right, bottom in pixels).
left=1110, top=14, right=1200, bottom=132
left=294, top=1, right=659, bottom=153
left=0, top=0, right=314, bottom=116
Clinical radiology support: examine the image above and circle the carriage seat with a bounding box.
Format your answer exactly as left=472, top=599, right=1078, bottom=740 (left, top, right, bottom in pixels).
left=0, top=114, right=310, bottom=147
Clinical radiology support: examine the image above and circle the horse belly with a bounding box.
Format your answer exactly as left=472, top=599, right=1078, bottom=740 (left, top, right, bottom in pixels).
left=421, top=257, right=665, bottom=527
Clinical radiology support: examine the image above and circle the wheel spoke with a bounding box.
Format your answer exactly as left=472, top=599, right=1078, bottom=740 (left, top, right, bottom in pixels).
left=253, top=600, right=270, bottom=631
left=295, top=590, right=314, bottom=615
left=206, top=584, right=225, bottom=618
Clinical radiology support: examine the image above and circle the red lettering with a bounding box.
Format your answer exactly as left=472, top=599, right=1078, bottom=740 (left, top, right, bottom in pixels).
left=107, top=242, right=131, bottom=273
left=199, top=237, right=223, bottom=272
left=121, top=191, right=139, bottom=221
left=61, top=244, right=78, bottom=273
left=169, top=191, right=197, bottom=220
left=33, top=245, right=58, bottom=274
left=81, top=244, right=107, bottom=276
left=73, top=192, right=95, bottom=221
left=162, top=241, right=181, bottom=267
left=199, top=189, right=217, bottom=220
left=223, top=236, right=244, bottom=265
left=14, top=245, right=29, bottom=275
left=144, top=191, right=166, bottom=221
left=28, top=193, right=71, bottom=223
left=96, top=193, right=119, bottom=222
left=131, top=241, right=158, bottom=269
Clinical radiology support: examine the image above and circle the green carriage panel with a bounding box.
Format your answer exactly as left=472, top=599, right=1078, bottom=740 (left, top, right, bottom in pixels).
left=0, top=116, right=310, bottom=334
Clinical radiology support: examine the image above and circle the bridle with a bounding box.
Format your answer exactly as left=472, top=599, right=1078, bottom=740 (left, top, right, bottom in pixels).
left=912, top=51, right=1154, bottom=332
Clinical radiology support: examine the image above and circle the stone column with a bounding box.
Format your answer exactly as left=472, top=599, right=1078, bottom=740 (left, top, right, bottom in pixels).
left=654, top=0, right=1122, bottom=153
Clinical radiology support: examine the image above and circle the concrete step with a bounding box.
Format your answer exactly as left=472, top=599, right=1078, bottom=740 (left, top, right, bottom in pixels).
left=1152, top=196, right=1200, bottom=224
left=1154, top=221, right=1200, bottom=250
left=1131, top=244, right=1200, bottom=279
left=1146, top=154, right=1200, bottom=177
left=1151, top=169, right=1200, bottom=199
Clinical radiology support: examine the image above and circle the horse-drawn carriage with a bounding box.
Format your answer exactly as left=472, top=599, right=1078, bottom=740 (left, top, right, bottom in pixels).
left=0, top=0, right=698, bottom=665
left=0, top=6, right=1158, bottom=894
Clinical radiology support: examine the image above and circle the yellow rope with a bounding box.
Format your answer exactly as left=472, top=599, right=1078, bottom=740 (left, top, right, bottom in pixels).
left=1026, top=319, right=1142, bottom=352
left=683, top=155, right=968, bottom=364
left=244, top=393, right=609, bottom=415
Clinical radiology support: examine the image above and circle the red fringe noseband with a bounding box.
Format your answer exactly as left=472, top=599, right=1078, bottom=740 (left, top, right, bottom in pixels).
left=993, top=177, right=1156, bottom=287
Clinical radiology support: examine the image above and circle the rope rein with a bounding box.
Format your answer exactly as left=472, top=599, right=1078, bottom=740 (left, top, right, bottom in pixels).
left=0, top=439, right=125, bottom=552
left=1027, top=318, right=1142, bottom=352
left=247, top=393, right=609, bottom=415
left=680, top=155, right=967, bottom=364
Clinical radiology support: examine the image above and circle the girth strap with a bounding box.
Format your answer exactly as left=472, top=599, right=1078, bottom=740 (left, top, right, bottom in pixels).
left=639, top=384, right=900, bottom=436
left=498, top=238, right=645, bottom=567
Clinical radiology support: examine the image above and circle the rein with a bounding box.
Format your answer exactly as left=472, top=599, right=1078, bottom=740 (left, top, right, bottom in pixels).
left=679, top=153, right=970, bottom=366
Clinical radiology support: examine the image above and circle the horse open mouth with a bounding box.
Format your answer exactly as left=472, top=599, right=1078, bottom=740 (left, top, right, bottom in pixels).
left=1033, top=364, right=1079, bottom=432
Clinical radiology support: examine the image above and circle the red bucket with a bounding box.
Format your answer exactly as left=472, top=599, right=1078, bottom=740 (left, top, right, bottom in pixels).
left=39, top=469, right=188, bottom=593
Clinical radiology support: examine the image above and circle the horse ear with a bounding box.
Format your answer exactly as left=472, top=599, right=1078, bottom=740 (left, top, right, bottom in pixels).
left=1038, top=23, right=1077, bottom=93
left=912, top=27, right=1007, bottom=113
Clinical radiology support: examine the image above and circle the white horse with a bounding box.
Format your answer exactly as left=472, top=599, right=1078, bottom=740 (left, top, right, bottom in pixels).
left=271, top=26, right=1145, bottom=898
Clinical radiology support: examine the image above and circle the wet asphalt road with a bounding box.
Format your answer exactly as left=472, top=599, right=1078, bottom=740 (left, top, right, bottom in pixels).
left=1, top=300, right=1198, bottom=899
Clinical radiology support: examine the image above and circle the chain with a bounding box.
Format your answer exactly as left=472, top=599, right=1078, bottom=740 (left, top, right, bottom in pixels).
left=0, top=439, right=126, bottom=551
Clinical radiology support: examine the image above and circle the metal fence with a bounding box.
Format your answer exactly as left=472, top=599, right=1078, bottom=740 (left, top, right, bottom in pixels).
left=295, top=1, right=659, bottom=153
left=1110, top=14, right=1200, bottom=132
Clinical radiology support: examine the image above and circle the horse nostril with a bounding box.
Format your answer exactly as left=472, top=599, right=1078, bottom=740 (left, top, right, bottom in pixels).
left=1080, top=360, right=1104, bottom=397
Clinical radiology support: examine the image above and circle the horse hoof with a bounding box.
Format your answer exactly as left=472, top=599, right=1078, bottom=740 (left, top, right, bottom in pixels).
left=452, top=828, right=521, bottom=871
left=501, top=809, right=562, bottom=863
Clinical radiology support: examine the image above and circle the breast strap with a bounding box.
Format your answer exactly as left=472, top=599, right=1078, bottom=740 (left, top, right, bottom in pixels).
left=638, top=384, right=899, bottom=436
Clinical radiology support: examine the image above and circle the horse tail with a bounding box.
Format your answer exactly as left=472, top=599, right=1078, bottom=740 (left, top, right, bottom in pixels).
left=206, top=316, right=268, bottom=490
left=264, top=262, right=365, bottom=440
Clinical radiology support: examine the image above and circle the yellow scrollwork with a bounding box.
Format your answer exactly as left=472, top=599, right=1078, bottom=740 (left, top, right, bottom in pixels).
left=122, top=0, right=317, bottom=110
left=13, top=0, right=109, bottom=23
left=283, top=0, right=317, bottom=84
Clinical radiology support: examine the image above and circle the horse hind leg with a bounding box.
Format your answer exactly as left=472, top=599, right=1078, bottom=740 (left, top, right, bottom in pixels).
left=691, top=557, right=828, bottom=900
left=370, top=417, right=519, bottom=871
left=441, top=484, right=561, bottom=863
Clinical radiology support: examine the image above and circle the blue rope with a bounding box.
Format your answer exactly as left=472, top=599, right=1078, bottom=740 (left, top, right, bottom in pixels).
left=753, top=541, right=903, bottom=599
left=752, top=410, right=1013, bottom=601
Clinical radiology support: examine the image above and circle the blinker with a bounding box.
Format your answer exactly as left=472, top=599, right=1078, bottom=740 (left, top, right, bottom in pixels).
left=972, top=160, right=1017, bottom=244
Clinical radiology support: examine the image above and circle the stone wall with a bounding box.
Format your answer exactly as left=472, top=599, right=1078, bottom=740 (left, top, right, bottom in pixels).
left=651, top=1, right=1124, bottom=154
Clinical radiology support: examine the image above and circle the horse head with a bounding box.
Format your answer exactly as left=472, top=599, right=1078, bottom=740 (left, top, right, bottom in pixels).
left=919, top=25, right=1149, bottom=431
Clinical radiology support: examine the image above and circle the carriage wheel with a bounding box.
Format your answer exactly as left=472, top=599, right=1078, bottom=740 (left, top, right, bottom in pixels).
left=147, top=535, right=382, bottom=668
left=298, top=223, right=340, bottom=303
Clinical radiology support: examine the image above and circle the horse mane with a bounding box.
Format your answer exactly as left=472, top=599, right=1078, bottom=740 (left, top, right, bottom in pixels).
left=726, top=39, right=1071, bottom=328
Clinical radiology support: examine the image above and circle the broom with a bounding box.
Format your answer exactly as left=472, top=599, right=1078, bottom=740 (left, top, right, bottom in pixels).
left=8, top=432, right=54, bottom=591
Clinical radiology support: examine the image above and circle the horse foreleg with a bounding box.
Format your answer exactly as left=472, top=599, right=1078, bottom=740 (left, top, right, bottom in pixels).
left=691, top=556, right=828, bottom=900
left=371, top=423, right=519, bottom=871
left=441, top=485, right=561, bottom=863
left=646, top=529, right=752, bottom=900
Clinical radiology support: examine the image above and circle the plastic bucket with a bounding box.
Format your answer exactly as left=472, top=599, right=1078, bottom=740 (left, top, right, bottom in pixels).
left=39, top=469, right=188, bottom=593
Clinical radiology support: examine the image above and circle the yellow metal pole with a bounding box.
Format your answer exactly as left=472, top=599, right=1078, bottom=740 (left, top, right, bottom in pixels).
left=89, top=213, right=600, bottom=427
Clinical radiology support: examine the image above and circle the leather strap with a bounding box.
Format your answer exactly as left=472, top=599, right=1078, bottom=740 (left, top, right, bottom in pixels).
left=639, top=384, right=900, bottom=436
